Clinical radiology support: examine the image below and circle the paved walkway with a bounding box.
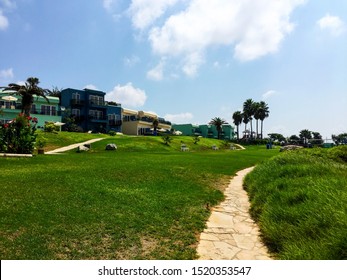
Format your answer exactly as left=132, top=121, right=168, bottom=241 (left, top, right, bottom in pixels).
left=45, top=138, right=104, bottom=154
left=197, top=167, right=272, bottom=260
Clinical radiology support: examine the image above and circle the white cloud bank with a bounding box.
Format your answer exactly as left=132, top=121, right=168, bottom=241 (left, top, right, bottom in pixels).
left=0, top=9, right=9, bottom=30
left=164, top=112, right=194, bottom=124
left=317, top=14, right=346, bottom=37
left=126, top=0, right=306, bottom=78
left=106, top=82, right=147, bottom=108
left=0, top=67, right=13, bottom=82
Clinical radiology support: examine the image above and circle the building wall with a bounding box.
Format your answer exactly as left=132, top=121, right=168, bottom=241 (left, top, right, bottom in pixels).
left=172, top=123, right=235, bottom=139
left=0, top=91, right=61, bottom=128
left=61, top=88, right=122, bottom=133
left=122, top=108, right=171, bottom=135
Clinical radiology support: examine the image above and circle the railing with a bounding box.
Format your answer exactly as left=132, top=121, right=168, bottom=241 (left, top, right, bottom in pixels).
left=89, top=115, right=107, bottom=121
left=71, top=99, right=84, bottom=106
left=30, top=110, right=62, bottom=116
left=108, top=120, right=122, bottom=126
left=89, top=101, right=107, bottom=107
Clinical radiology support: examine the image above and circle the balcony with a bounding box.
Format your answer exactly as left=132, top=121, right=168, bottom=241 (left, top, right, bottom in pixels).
left=89, top=115, right=107, bottom=122
left=71, top=99, right=84, bottom=106
left=89, top=101, right=107, bottom=108
left=108, top=120, right=122, bottom=126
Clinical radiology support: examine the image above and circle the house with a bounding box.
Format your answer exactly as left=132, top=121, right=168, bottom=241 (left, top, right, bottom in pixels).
left=122, top=108, right=171, bottom=135
left=172, top=123, right=235, bottom=140
left=0, top=90, right=61, bottom=128
left=60, top=88, right=122, bottom=133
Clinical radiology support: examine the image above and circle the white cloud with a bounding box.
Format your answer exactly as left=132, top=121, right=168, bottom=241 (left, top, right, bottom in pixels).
left=103, top=0, right=114, bottom=12
left=128, top=0, right=181, bottom=30
left=1, top=0, right=16, bottom=9
left=143, top=0, right=305, bottom=76
left=182, top=52, right=204, bottom=77
left=147, top=60, right=165, bottom=81
left=262, top=90, right=278, bottom=100
left=0, top=67, right=13, bottom=82
left=164, top=112, right=194, bottom=124
left=84, top=84, right=99, bottom=91
left=0, top=9, right=9, bottom=30
left=123, top=55, right=140, bottom=67
left=106, top=82, right=147, bottom=108
left=317, top=14, right=346, bottom=37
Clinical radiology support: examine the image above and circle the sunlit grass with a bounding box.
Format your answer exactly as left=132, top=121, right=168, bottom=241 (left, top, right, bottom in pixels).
left=244, top=146, right=347, bottom=259
left=0, top=134, right=276, bottom=259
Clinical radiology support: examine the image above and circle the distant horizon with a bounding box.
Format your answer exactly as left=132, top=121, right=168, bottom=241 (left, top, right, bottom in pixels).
left=1, top=0, right=346, bottom=139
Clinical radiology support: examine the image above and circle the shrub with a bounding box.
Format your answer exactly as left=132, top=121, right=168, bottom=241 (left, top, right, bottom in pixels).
left=44, top=122, right=59, bottom=133
left=0, top=114, right=38, bottom=154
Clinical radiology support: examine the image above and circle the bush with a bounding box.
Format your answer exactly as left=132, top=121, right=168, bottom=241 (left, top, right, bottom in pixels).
left=0, top=114, right=38, bottom=154
left=44, top=122, right=59, bottom=133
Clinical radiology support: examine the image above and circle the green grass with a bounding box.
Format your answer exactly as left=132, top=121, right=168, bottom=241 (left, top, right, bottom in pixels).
left=36, top=131, right=107, bottom=152
left=244, top=146, right=347, bottom=260
left=0, top=134, right=276, bottom=259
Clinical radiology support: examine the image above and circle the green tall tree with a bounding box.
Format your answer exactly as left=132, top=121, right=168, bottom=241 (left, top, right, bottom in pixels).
left=243, top=99, right=256, bottom=139
left=3, top=77, right=51, bottom=116
left=152, top=119, right=159, bottom=136
left=242, top=112, right=250, bottom=138
left=258, top=101, right=269, bottom=139
left=232, top=111, right=243, bottom=141
left=299, top=129, right=312, bottom=145
left=253, top=102, right=261, bottom=138
left=209, top=117, right=228, bottom=139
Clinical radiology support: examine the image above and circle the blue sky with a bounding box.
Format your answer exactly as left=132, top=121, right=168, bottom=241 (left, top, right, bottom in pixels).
left=0, top=0, right=346, bottom=138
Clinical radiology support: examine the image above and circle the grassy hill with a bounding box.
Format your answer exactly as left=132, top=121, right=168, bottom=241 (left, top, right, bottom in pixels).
left=244, top=146, right=347, bottom=259
left=0, top=132, right=276, bottom=259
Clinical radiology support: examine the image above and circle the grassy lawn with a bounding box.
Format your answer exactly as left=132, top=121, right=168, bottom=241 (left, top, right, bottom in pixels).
left=244, top=146, right=347, bottom=260
left=0, top=134, right=276, bottom=259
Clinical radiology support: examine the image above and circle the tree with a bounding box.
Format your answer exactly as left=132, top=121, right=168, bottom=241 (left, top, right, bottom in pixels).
left=152, top=119, right=159, bottom=136
left=299, top=129, right=312, bottom=145
left=48, top=86, right=62, bottom=99
left=332, top=133, right=347, bottom=145
left=289, top=135, right=300, bottom=144
left=258, top=101, right=269, bottom=139
left=242, top=112, right=250, bottom=139
left=253, top=102, right=261, bottom=138
left=312, top=132, right=323, bottom=145
left=243, top=99, right=256, bottom=139
left=3, top=77, right=51, bottom=116
left=209, top=117, right=228, bottom=140
left=232, top=111, right=243, bottom=140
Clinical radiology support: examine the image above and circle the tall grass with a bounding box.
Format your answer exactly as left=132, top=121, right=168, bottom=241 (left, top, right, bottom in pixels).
left=244, top=146, right=347, bottom=259
left=0, top=135, right=276, bottom=259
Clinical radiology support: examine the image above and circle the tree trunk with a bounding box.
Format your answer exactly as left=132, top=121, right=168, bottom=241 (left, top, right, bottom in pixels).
left=261, top=120, right=264, bottom=139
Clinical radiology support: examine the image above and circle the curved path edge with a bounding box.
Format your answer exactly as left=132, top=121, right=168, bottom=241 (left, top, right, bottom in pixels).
left=45, top=138, right=104, bottom=154
left=197, top=166, right=272, bottom=260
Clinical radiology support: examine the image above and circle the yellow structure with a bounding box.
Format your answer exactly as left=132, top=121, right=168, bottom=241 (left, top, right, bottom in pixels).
left=122, top=108, right=171, bottom=135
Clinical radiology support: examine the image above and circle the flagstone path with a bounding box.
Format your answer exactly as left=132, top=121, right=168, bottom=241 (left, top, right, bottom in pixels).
left=45, top=138, right=104, bottom=154
left=197, top=166, right=272, bottom=260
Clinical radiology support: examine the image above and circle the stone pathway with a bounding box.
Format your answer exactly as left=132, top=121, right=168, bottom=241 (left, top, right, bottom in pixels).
left=197, top=166, right=272, bottom=260
left=45, top=138, right=104, bottom=154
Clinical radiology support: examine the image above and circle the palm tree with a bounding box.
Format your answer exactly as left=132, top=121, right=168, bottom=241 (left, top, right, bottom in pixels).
left=258, top=101, right=269, bottom=139
left=152, top=118, right=159, bottom=136
left=242, top=112, right=250, bottom=139
left=3, top=77, right=51, bottom=116
left=253, top=102, right=261, bottom=138
left=299, top=129, right=312, bottom=145
left=243, top=99, right=256, bottom=139
left=209, top=117, right=228, bottom=139
left=232, top=111, right=242, bottom=141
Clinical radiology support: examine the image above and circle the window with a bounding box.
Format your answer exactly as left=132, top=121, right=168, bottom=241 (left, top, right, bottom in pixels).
left=41, top=105, right=57, bottom=116
left=72, top=109, right=80, bottom=116
left=89, top=95, right=104, bottom=106
left=72, top=92, right=80, bottom=100
left=89, top=110, right=103, bottom=120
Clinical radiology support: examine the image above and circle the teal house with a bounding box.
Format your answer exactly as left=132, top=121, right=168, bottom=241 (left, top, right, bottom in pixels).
left=172, top=123, right=235, bottom=140
left=0, top=90, right=62, bottom=128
